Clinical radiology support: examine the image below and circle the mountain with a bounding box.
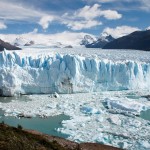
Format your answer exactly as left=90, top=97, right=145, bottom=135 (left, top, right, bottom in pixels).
left=24, top=41, right=35, bottom=46
left=103, top=30, right=150, bottom=50
left=85, top=34, right=115, bottom=48
left=0, top=39, right=21, bottom=51
left=13, top=37, right=73, bottom=48
left=80, top=35, right=96, bottom=46
left=14, top=37, right=35, bottom=46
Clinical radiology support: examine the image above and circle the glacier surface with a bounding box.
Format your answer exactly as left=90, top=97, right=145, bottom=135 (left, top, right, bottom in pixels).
left=0, top=49, right=150, bottom=96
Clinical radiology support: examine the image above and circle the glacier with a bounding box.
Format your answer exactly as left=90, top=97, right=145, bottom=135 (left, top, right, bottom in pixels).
left=0, top=48, right=150, bottom=149
left=0, top=49, right=150, bottom=96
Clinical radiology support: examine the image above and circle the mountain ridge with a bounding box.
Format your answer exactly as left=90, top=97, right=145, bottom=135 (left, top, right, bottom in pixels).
left=103, top=30, right=150, bottom=50
left=0, top=39, right=21, bottom=51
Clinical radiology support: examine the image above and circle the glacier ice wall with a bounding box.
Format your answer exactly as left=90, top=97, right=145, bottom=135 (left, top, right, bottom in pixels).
left=0, top=50, right=150, bottom=96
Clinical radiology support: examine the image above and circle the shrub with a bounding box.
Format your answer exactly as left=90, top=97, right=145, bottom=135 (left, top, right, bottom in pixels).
left=17, top=124, right=23, bottom=130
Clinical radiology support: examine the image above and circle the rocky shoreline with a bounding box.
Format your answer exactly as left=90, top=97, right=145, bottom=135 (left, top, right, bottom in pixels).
left=0, top=123, right=120, bottom=150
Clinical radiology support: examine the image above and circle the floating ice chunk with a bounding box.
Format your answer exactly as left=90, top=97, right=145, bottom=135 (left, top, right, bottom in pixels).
left=80, top=106, right=100, bottom=115
left=54, top=92, right=60, bottom=98
left=107, top=115, right=122, bottom=126
left=104, top=98, right=148, bottom=116
left=139, top=141, right=150, bottom=149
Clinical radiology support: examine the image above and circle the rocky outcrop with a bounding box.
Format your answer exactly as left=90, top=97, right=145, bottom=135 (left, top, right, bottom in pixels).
left=0, top=39, right=21, bottom=51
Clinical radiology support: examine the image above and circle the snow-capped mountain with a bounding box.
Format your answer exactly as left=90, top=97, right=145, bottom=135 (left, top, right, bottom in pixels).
left=13, top=37, right=35, bottom=46
left=12, top=34, right=97, bottom=48
left=24, top=40, right=35, bottom=46
left=85, top=33, right=115, bottom=48
left=2, top=32, right=114, bottom=49
left=80, top=35, right=96, bottom=46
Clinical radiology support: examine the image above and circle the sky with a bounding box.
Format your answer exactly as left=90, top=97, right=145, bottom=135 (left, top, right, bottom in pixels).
left=0, top=0, right=150, bottom=39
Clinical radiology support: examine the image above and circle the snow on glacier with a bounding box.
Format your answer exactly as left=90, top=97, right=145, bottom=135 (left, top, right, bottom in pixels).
left=0, top=49, right=150, bottom=96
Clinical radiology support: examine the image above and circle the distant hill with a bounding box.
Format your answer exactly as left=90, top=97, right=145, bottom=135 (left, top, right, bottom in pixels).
left=0, top=39, right=21, bottom=51
left=103, top=30, right=150, bottom=50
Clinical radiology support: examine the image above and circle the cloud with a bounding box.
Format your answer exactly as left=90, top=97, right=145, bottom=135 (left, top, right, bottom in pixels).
left=62, top=4, right=122, bottom=30
left=75, top=4, right=102, bottom=20
left=102, top=26, right=140, bottom=38
left=83, top=0, right=117, bottom=3
left=84, top=0, right=150, bottom=12
left=146, top=26, right=150, bottom=30
left=28, top=28, right=38, bottom=34
left=0, top=1, right=123, bottom=32
left=64, top=20, right=102, bottom=30
left=74, top=4, right=122, bottom=20
left=0, top=0, right=57, bottom=30
left=0, top=1, right=44, bottom=22
left=101, top=10, right=122, bottom=20
left=0, top=22, right=7, bottom=29
left=39, top=16, right=55, bottom=30
left=140, top=0, right=150, bottom=11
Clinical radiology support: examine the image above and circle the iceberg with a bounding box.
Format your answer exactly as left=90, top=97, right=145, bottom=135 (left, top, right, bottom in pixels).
left=0, top=49, right=150, bottom=96
left=104, top=98, right=148, bottom=116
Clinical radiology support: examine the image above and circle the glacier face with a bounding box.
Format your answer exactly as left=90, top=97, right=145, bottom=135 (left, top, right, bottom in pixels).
left=0, top=49, right=150, bottom=96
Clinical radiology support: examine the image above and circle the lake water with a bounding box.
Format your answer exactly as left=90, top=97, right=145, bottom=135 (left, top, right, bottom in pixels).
left=0, top=96, right=70, bottom=138
left=141, top=109, right=150, bottom=121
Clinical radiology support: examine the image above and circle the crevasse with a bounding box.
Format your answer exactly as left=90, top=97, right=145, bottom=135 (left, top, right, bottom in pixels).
left=0, top=50, right=150, bottom=96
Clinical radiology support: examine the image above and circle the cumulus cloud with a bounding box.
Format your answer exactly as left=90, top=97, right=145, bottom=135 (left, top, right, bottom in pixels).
left=62, top=4, right=122, bottom=30
left=102, top=26, right=140, bottom=38
left=74, top=4, right=122, bottom=20
left=75, top=4, right=102, bottom=20
left=101, top=10, right=122, bottom=20
left=64, top=20, right=102, bottom=30
left=39, top=16, right=54, bottom=30
left=0, top=1, right=122, bottom=31
left=0, top=22, right=7, bottom=29
left=0, top=1, right=57, bottom=30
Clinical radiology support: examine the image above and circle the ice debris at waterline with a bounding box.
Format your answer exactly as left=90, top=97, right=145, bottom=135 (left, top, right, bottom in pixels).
left=0, top=91, right=150, bottom=149
left=0, top=49, right=150, bottom=96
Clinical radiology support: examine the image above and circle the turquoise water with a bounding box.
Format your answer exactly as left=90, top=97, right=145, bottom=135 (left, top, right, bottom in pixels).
left=0, top=96, right=70, bottom=138
left=140, top=109, right=150, bottom=121
left=0, top=113, right=70, bottom=138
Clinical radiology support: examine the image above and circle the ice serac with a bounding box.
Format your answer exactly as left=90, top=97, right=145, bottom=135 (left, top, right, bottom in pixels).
left=0, top=50, right=150, bottom=96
